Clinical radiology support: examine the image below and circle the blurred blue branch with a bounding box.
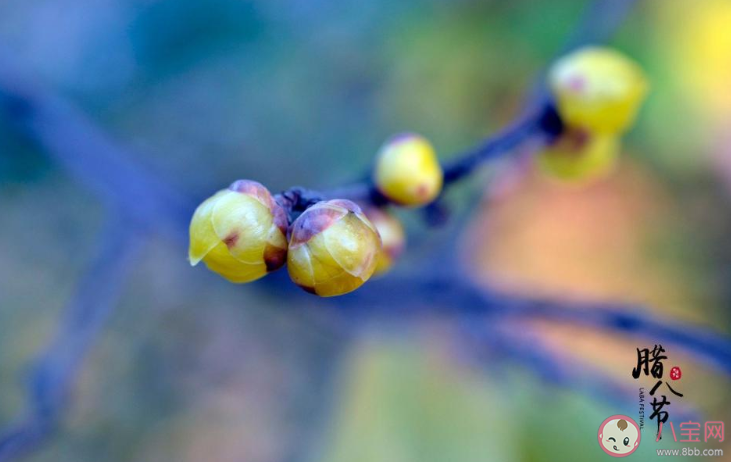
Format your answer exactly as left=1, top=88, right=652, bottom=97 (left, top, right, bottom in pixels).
left=459, top=320, right=700, bottom=423
left=261, top=103, right=560, bottom=214
left=332, top=276, right=731, bottom=375
left=564, top=0, right=639, bottom=51
left=279, top=0, right=642, bottom=210
left=0, top=50, right=193, bottom=244
left=490, top=292, right=731, bottom=376
left=0, top=214, right=141, bottom=462
left=527, top=0, right=640, bottom=103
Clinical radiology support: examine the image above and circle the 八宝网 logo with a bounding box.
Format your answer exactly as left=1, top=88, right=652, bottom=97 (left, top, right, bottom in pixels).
left=598, top=415, right=641, bottom=457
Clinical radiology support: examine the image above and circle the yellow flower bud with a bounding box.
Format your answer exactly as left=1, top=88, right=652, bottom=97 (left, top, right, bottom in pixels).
left=188, top=180, right=288, bottom=283
left=287, top=200, right=381, bottom=297
left=537, top=128, right=620, bottom=183
left=549, top=46, right=649, bottom=134
left=363, top=207, right=406, bottom=276
left=373, top=133, right=443, bottom=207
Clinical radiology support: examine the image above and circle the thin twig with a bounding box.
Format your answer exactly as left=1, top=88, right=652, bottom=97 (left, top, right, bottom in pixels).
left=314, top=275, right=731, bottom=375
left=274, top=104, right=560, bottom=213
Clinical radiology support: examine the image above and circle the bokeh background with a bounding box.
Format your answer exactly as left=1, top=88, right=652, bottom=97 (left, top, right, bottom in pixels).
left=1, top=0, right=730, bottom=461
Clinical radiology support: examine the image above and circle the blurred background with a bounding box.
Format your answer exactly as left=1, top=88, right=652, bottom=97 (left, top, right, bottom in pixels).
left=1, top=0, right=730, bottom=460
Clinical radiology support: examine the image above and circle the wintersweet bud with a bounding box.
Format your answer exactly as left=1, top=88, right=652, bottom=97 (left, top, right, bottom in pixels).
left=374, top=133, right=443, bottom=207
left=189, top=180, right=288, bottom=283
left=288, top=200, right=381, bottom=297
left=549, top=46, right=649, bottom=135
left=363, top=207, right=406, bottom=276
left=537, top=127, right=620, bottom=183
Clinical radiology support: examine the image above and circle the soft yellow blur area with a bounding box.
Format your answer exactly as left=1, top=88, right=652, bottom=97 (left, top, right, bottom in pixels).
left=549, top=47, right=648, bottom=135
left=537, top=129, right=619, bottom=183
left=474, top=162, right=709, bottom=322
left=188, top=190, right=228, bottom=266
left=657, top=0, right=731, bottom=119
left=188, top=189, right=286, bottom=283
left=319, top=336, right=517, bottom=462
left=374, top=134, right=443, bottom=207
left=288, top=202, right=381, bottom=297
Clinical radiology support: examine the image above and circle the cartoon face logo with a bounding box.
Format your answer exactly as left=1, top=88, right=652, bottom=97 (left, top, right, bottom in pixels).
left=598, top=415, right=641, bottom=457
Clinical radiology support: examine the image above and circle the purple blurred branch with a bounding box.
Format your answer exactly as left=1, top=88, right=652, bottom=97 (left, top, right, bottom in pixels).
left=460, top=321, right=700, bottom=422
left=0, top=51, right=193, bottom=244
left=563, top=0, right=639, bottom=51
left=0, top=215, right=141, bottom=462
left=277, top=104, right=562, bottom=212
left=328, top=275, right=731, bottom=375
left=275, top=0, right=642, bottom=213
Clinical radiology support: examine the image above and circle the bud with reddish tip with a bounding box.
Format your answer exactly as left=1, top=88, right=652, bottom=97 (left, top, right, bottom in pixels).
left=188, top=180, right=288, bottom=283
left=373, top=133, right=443, bottom=207
left=363, top=207, right=405, bottom=276
left=287, top=200, right=381, bottom=297
left=549, top=46, right=649, bottom=135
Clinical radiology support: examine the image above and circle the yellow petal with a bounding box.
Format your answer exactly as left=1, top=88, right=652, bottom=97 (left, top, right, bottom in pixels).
left=188, top=190, right=228, bottom=266
left=288, top=201, right=380, bottom=296
left=313, top=271, right=368, bottom=297
left=211, top=191, right=270, bottom=265
left=324, top=214, right=379, bottom=278
left=287, top=244, right=317, bottom=290
left=549, top=47, right=649, bottom=134
left=202, top=242, right=267, bottom=283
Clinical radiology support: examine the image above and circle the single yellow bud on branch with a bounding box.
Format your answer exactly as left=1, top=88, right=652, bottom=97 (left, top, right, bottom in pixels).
left=363, top=207, right=406, bottom=276
left=537, top=127, right=619, bottom=183
left=188, top=180, right=288, bottom=283
left=374, top=133, right=443, bottom=207
left=288, top=200, right=381, bottom=297
left=549, top=46, right=649, bottom=135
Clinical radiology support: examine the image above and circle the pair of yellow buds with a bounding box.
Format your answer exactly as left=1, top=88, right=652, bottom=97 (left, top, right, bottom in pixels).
left=189, top=182, right=382, bottom=297
left=189, top=134, right=437, bottom=296
left=539, top=46, right=649, bottom=182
